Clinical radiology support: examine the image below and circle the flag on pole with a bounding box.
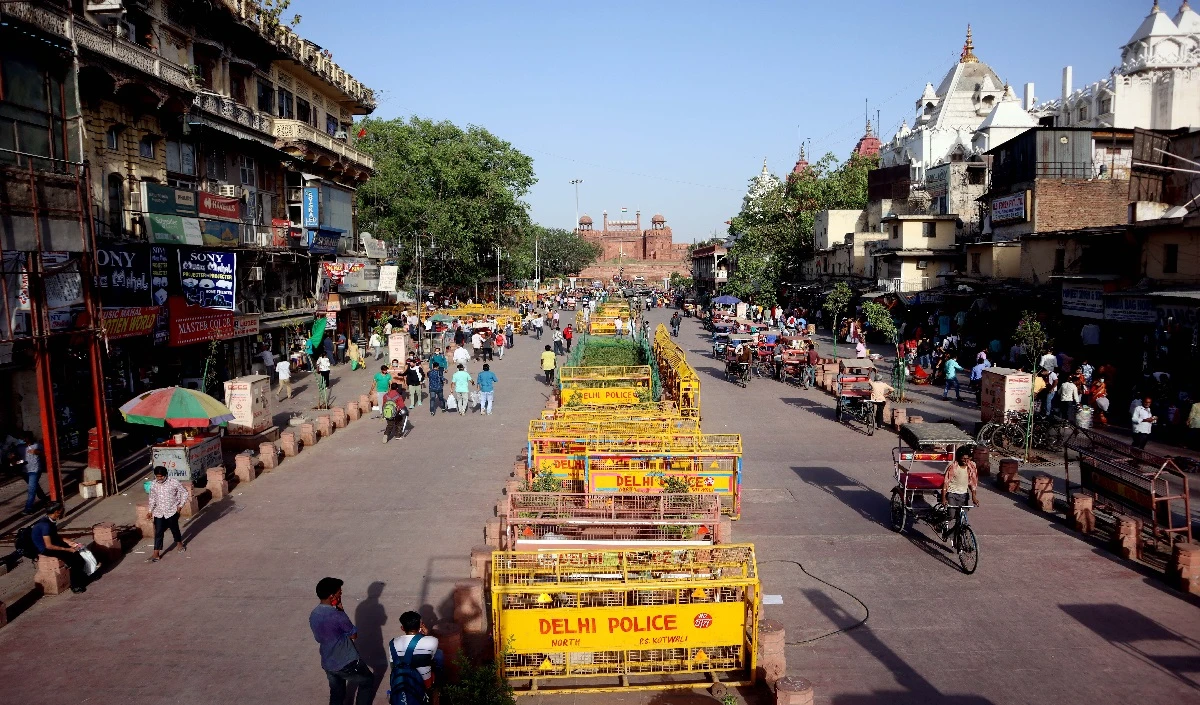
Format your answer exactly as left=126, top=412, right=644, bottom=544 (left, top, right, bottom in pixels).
left=620, top=207, right=628, bottom=213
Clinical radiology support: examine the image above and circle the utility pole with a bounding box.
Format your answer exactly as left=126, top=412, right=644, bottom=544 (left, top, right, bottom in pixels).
left=570, top=179, right=583, bottom=226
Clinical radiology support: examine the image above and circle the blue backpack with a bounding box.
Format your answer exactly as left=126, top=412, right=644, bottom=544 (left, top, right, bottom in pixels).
left=388, top=637, right=428, bottom=705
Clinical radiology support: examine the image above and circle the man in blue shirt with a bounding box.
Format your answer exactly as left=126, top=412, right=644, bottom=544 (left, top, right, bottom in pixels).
left=427, top=362, right=446, bottom=417
left=476, top=363, right=498, bottom=416
left=942, top=355, right=965, bottom=401
left=430, top=347, right=448, bottom=374
left=309, top=577, right=373, bottom=705
left=32, top=503, right=89, bottom=593
left=969, top=358, right=991, bottom=406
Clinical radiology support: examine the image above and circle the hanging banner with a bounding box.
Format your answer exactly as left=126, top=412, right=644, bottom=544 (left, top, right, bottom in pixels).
left=1061, top=283, right=1105, bottom=319
left=102, top=306, right=161, bottom=340
left=167, top=295, right=234, bottom=346
left=233, top=313, right=260, bottom=337
left=96, top=243, right=152, bottom=307
left=44, top=254, right=85, bottom=332
left=991, top=192, right=1028, bottom=224
left=146, top=213, right=203, bottom=245
left=1104, top=296, right=1156, bottom=324
left=302, top=187, right=320, bottom=228
left=362, top=233, right=388, bottom=259
left=197, top=191, right=241, bottom=221
left=178, top=248, right=236, bottom=310
left=201, top=219, right=241, bottom=247
left=1, top=252, right=30, bottom=339
left=378, top=265, right=398, bottom=292
left=150, top=245, right=170, bottom=307
left=309, top=229, right=340, bottom=255
left=142, top=183, right=198, bottom=217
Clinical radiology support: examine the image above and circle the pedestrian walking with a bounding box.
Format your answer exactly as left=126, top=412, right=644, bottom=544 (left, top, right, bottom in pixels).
left=369, top=331, right=382, bottom=360
left=563, top=324, right=573, bottom=352
left=553, top=328, right=564, bottom=355
left=495, top=330, right=506, bottom=360
left=1131, top=396, right=1156, bottom=449
left=428, top=362, right=446, bottom=416
left=13, top=432, right=47, bottom=515
left=482, top=331, right=494, bottom=361
left=1059, top=374, right=1080, bottom=424
left=316, top=351, right=332, bottom=390
left=477, top=363, right=497, bottom=416
left=382, top=383, right=409, bottom=442
left=452, top=343, right=471, bottom=369
left=471, top=329, right=483, bottom=361
left=309, top=577, right=374, bottom=705
left=541, top=344, right=556, bottom=385
left=452, top=363, right=472, bottom=415
left=370, top=364, right=391, bottom=413
left=533, top=314, right=544, bottom=339
left=430, top=347, right=448, bottom=373
left=552, top=310, right=560, bottom=330
left=505, top=321, right=514, bottom=349
left=670, top=312, right=681, bottom=337
left=147, top=465, right=188, bottom=562
left=276, top=356, right=293, bottom=400
left=453, top=325, right=466, bottom=349
left=323, top=335, right=335, bottom=366
left=941, top=355, right=964, bottom=401
left=335, top=332, right=347, bottom=364
left=405, top=359, right=424, bottom=408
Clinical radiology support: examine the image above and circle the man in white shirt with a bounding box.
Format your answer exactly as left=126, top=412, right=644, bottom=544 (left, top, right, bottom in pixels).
left=1039, top=350, right=1057, bottom=373
left=275, top=358, right=293, bottom=400
left=470, top=331, right=483, bottom=360
left=1131, top=397, right=1156, bottom=449
left=533, top=315, right=544, bottom=339
left=368, top=332, right=382, bottom=360
left=452, top=344, right=471, bottom=368
left=1058, top=375, right=1080, bottom=423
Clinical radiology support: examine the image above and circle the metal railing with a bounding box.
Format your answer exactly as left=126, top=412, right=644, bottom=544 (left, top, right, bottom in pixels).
left=272, top=119, right=374, bottom=169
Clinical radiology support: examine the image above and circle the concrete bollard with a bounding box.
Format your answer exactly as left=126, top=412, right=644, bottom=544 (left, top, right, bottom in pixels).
left=92, top=522, right=122, bottom=563
left=432, top=621, right=463, bottom=684
left=775, top=676, right=815, bottom=705
left=453, top=579, right=487, bottom=634
left=512, top=461, right=525, bottom=479
left=34, top=555, right=71, bottom=595
left=484, top=520, right=502, bottom=549
left=346, top=402, right=361, bottom=421
left=757, top=619, right=787, bottom=689
left=1111, top=517, right=1143, bottom=561
left=300, top=423, right=318, bottom=447
left=1028, top=474, right=1054, bottom=513
left=973, top=445, right=991, bottom=477
left=178, top=481, right=200, bottom=518
left=470, top=545, right=493, bottom=581
left=234, top=454, right=257, bottom=484
left=1071, top=494, right=1095, bottom=534
left=316, top=415, right=334, bottom=439
left=259, top=442, right=280, bottom=471
left=997, top=458, right=1020, bottom=492
left=1169, top=542, right=1200, bottom=594
left=279, top=431, right=300, bottom=457
left=331, top=407, right=347, bottom=429
left=135, top=502, right=154, bottom=538
left=716, top=517, right=733, bottom=544
left=359, top=394, right=372, bottom=413
left=207, top=467, right=229, bottom=501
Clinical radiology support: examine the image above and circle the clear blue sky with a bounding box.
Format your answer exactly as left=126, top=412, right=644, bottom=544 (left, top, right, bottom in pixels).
left=292, top=0, right=1150, bottom=241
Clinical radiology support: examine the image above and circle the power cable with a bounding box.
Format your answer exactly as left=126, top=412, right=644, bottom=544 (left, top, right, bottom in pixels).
left=762, top=559, right=870, bottom=645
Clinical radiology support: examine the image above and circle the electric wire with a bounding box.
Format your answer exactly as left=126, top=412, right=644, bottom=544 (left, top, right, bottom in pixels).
left=762, top=559, right=870, bottom=645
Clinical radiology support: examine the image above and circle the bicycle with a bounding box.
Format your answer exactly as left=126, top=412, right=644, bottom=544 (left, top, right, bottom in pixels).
left=932, top=502, right=979, bottom=574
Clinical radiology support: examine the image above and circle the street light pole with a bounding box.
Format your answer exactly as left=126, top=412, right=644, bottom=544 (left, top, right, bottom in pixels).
left=570, top=178, right=583, bottom=226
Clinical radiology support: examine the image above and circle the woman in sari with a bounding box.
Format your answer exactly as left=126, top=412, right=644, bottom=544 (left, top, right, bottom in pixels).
left=1090, top=376, right=1109, bottom=425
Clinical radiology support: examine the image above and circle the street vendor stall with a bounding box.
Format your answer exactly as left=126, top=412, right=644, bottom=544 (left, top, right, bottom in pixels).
left=119, top=386, right=235, bottom=483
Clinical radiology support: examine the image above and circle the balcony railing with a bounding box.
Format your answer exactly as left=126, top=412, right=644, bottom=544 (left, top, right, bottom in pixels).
left=192, top=90, right=272, bottom=134
left=73, top=20, right=194, bottom=90
left=272, top=119, right=374, bottom=170
left=877, top=277, right=930, bottom=293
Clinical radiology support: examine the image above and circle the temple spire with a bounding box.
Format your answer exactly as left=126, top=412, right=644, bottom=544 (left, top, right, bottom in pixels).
left=960, top=24, right=978, bottom=63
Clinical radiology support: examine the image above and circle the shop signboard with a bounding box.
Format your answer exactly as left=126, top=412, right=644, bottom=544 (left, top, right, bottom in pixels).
left=1061, top=283, right=1105, bottom=319
left=146, top=213, right=203, bottom=245
left=167, top=296, right=234, bottom=346
left=197, top=191, right=241, bottom=221
left=302, top=187, right=320, bottom=228
left=340, top=293, right=385, bottom=307
left=309, top=229, right=340, bottom=255
left=378, top=265, right=398, bottom=292
left=142, top=183, right=198, bottom=217
left=260, top=313, right=314, bottom=331
left=96, top=243, right=152, bottom=307
left=991, top=191, right=1027, bottom=224
left=337, top=257, right=379, bottom=293
left=1104, top=296, right=1156, bottom=323
left=102, top=306, right=160, bottom=340
left=362, top=233, right=388, bottom=259
left=387, top=332, right=406, bottom=364
left=201, top=219, right=241, bottom=247
left=223, top=375, right=272, bottom=435
left=1154, top=300, right=1200, bottom=327
left=233, top=313, right=260, bottom=336
left=151, top=435, right=222, bottom=483
left=926, top=164, right=949, bottom=196
left=178, top=248, right=236, bottom=310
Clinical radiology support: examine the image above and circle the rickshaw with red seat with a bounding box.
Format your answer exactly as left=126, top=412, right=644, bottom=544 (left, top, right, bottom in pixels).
left=890, top=422, right=980, bottom=574
left=753, top=339, right=777, bottom=378
left=835, top=358, right=877, bottom=435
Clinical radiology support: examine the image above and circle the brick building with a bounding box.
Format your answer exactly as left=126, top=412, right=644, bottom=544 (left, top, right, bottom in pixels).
left=575, top=211, right=688, bottom=262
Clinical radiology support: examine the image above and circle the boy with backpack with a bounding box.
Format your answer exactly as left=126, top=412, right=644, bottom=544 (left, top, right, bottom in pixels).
left=386, top=611, right=443, bottom=705
left=381, top=383, right=409, bottom=442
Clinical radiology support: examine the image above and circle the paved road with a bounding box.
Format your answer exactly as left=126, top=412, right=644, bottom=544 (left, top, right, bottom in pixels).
left=0, top=308, right=1196, bottom=705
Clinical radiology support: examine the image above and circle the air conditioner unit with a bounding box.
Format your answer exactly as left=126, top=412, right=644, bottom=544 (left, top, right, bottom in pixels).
left=271, top=296, right=286, bottom=311
left=218, top=183, right=240, bottom=198
left=247, top=266, right=263, bottom=281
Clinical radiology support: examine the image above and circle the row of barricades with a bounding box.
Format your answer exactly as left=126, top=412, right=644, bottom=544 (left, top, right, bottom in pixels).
left=558, top=365, right=653, bottom=405
left=652, top=323, right=701, bottom=417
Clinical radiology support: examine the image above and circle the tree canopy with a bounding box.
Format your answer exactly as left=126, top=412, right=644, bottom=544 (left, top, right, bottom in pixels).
left=504, top=225, right=601, bottom=281
left=354, top=116, right=537, bottom=288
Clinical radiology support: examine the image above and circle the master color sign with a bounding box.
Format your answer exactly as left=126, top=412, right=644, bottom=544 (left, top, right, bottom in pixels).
left=500, top=602, right=745, bottom=653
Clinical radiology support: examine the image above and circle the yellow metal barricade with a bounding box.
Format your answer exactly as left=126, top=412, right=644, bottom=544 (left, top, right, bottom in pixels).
left=652, top=324, right=701, bottom=417
left=491, top=544, right=760, bottom=695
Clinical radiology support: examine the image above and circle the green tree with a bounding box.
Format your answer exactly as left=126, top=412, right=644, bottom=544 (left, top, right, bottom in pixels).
left=669, top=272, right=693, bottom=291
left=823, top=281, right=853, bottom=357
left=862, top=301, right=897, bottom=348
left=1012, top=311, right=1051, bottom=372
left=506, top=225, right=600, bottom=280
left=354, top=117, right=536, bottom=288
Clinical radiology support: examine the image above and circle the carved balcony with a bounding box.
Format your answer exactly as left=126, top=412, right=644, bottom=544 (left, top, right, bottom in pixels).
left=273, top=119, right=374, bottom=172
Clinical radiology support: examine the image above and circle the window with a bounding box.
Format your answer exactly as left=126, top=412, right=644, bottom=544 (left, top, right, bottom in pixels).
left=231, top=75, right=247, bottom=105
left=0, top=52, right=71, bottom=166
left=166, top=177, right=194, bottom=190
left=105, top=126, right=120, bottom=150
left=107, top=173, right=123, bottom=236
left=257, top=79, right=274, bottom=113
left=165, top=140, right=195, bottom=175
left=1077, top=105, right=1089, bottom=122
left=239, top=155, right=255, bottom=186
left=205, top=149, right=227, bottom=181
left=916, top=260, right=928, bottom=270
left=891, top=225, right=899, bottom=239
left=970, top=252, right=981, bottom=274
left=1164, top=243, right=1179, bottom=274
left=276, top=88, right=294, bottom=119
left=1053, top=248, right=1066, bottom=274
left=139, top=136, right=155, bottom=159
left=296, top=97, right=311, bottom=126
left=922, top=222, right=936, bottom=237
left=1099, top=96, right=1113, bottom=114
left=326, top=113, right=338, bottom=137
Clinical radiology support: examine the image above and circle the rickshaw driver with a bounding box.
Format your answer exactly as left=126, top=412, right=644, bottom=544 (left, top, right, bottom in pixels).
left=940, top=447, right=980, bottom=532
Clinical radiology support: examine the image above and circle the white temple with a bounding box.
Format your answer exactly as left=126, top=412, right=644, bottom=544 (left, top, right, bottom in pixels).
left=747, top=158, right=782, bottom=203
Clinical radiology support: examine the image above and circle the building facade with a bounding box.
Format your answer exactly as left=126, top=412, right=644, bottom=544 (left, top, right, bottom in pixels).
left=575, top=211, right=687, bottom=262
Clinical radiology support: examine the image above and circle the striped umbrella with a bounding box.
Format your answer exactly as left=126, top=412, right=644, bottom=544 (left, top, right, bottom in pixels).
left=119, top=386, right=235, bottom=428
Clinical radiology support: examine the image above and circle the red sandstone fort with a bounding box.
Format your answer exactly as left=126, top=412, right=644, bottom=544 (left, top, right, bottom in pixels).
left=575, top=210, right=691, bottom=281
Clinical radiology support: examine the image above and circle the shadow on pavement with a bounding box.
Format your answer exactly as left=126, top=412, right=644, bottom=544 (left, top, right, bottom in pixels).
left=180, top=497, right=239, bottom=546
left=355, top=581, right=389, bottom=697
left=791, top=466, right=890, bottom=527
left=780, top=397, right=838, bottom=423
left=1059, top=603, right=1200, bottom=691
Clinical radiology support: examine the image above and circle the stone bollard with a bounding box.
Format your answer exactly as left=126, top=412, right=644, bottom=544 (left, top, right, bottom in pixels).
left=891, top=408, right=907, bottom=428
left=504, top=479, right=521, bottom=496
left=512, top=461, right=525, bottom=479
left=279, top=431, right=300, bottom=457
left=179, top=481, right=200, bottom=518
left=359, top=394, right=372, bottom=413
left=908, top=415, right=925, bottom=424
left=470, top=545, right=493, bottom=581
left=259, top=442, right=279, bottom=471
left=234, top=453, right=258, bottom=484
left=432, top=621, right=464, bottom=684
left=300, top=422, right=318, bottom=447
left=316, top=415, right=334, bottom=439
left=1111, top=517, right=1143, bottom=561
left=207, top=467, right=229, bottom=501
left=331, top=407, right=347, bottom=429
left=1028, top=474, right=1055, bottom=513
left=1071, top=494, right=1095, bottom=534
left=1169, top=542, right=1200, bottom=594
left=757, top=619, right=787, bottom=689
left=453, top=578, right=487, bottom=634
left=34, top=555, right=71, bottom=595
left=716, top=517, right=733, bottom=544
left=997, top=458, right=1020, bottom=492
left=973, top=445, right=991, bottom=477
left=135, top=503, right=154, bottom=538
left=92, top=522, right=122, bottom=563
left=346, top=402, right=360, bottom=421
left=484, top=520, right=502, bottom=549
left=775, top=675, right=815, bottom=705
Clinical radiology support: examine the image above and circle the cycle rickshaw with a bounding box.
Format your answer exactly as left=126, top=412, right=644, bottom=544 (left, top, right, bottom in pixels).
left=890, top=422, right=980, bottom=574
left=724, top=337, right=753, bottom=387
left=834, top=358, right=878, bottom=435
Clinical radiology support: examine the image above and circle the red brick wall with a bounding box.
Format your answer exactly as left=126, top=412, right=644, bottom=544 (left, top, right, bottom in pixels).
left=1034, top=179, right=1129, bottom=232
